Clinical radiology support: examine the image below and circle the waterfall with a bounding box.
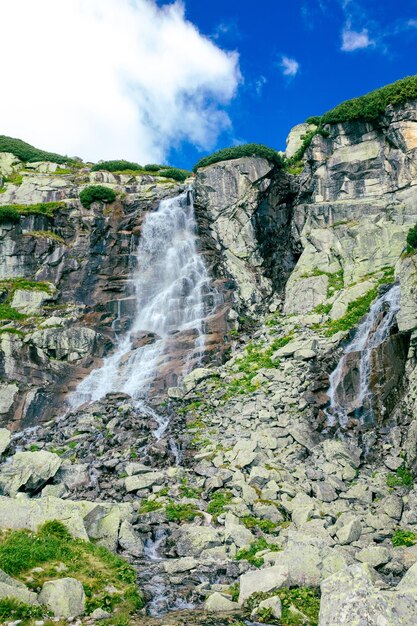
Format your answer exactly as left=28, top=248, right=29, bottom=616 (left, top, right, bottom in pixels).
left=326, top=284, right=401, bottom=427
left=68, top=191, right=219, bottom=416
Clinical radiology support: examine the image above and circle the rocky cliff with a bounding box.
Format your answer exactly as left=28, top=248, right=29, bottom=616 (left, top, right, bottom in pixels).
left=1, top=94, right=417, bottom=626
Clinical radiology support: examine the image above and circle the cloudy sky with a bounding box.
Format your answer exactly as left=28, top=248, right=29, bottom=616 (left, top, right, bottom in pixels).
left=1, top=0, right=416, bottom=168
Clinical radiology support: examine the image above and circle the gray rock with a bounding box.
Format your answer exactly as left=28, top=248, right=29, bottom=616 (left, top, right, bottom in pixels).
left=38, top=577, right=85, bottom=618
left=239, top=565, right=289, bottom=605
left=204, top=592, right=239, bottom=612
left=0, top=429, right=11, bottom=455
left=0, top=451, right=62, bottom=496
left=0, top=581, right=38, bottom=605
left=118, top=520, right=144, bottom=557
left=336, top=519, right=362, bottom=545
left=253, top=596, right=282, bottom=620
left=124, top=471, right=164, bottom=492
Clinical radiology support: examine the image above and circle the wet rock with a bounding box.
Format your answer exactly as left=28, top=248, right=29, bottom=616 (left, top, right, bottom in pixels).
left=204, top=592, right=238, bottom=612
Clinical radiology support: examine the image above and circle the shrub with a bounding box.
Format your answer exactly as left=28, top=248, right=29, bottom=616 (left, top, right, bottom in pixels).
left=0, top=598, right=44, bottom=620
left=159, top=167, right=190, bottom=182
left=0, top=206, right=20, bottom=224
left=91, top=160, right=142, bottom=172
left=407, top=223, right=417, bottom=250
left=386, top=464, right=413, bottom=488
left=320, top=74, right=417, bottom=125
left=166, top=502, right=200, bottom=522
left=79, top=185, right=116, bottom=208
left=144, top=163, right=163, bottom=171
left=193, top=143, right=283, bottom=171
left=207, top=490, right=233, bottom=519
left=0, top=135, right=72, bottom=164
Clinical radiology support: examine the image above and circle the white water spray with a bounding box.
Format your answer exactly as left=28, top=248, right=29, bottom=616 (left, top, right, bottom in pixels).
left=69, top=191, right=219, bottom=425
left=326, top=284, right=401, bottom=427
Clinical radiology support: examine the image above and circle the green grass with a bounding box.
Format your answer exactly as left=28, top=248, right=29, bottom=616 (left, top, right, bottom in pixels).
left=236, top=538, right=280, bottom=568
left=0, top=328, right=25, bottom=337
left=158, top=167, right=190, bottom=182
left=91, top=160, right=143, bottom=172
left=302, top=268, right=344, bottom=298
left=0, top=206, right=20, bottom=224
left=244, top=587, right=320, bottom=625
left=166, top=502, right=201, bottom=522
left=386, top=465, right=413, bottom=489
left=0, top=305, right=27, bottom=321
left=179, top=479, right=202, bottom=499
left=0, top=521, right=144, bottom=618
left=79, top=186, right=116, bottom=208
left=194, top=143, right=283, bottom=171
left=0, top=202, right=66, bottom=218
left=207, top=490, right=234, bottom=519
left=241, top=516, right=278, bottom=534
left=25, top=230, right=66, bottom=244
left=317, top=74, right=417, bottom=126
left=139, top=499, right=163, bottom=514
left=0, top=277, right=54, bottom=294
left=0, top=135, right=73, bottom=164
left=392, top=529, right=417, bottom=547
left=0, top=599, right=44, bottom=621
left=285, top=127, right=329, bottom=168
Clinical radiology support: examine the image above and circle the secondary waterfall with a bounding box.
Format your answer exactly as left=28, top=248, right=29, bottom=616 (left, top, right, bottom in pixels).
left=326, top=284, right=401, bottom=427
left=69, top=191, right=218, bottom=415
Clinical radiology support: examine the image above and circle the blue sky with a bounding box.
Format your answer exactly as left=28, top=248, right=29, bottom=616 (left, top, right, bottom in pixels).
left=163, top=0, right=417, bottom=169
left=1, top=0, right=416, bottom=168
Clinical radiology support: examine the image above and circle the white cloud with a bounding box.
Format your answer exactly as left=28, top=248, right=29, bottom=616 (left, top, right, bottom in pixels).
left=0, top=0, right=241, bottom=164
left=341, top=25, right=375, bottom=51
left=254, top=75, right=267, bottom=96
left=408, top=19, right=417, bottom=28
left=280, top=56, right=300, bottom=77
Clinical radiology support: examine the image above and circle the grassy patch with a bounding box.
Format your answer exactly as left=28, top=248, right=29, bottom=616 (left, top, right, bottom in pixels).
left=0, top=135, right=73, bottom=164
left=318, top=74, right=417, bottom=125
left=0, top=521, right=143, bottom=618
left=241, top=516, right=278, bottom=534
left=392, top=529, right=417, bottom=547
left=0, top=327, right=25, bottom=337
left=207, top=490, right=234, bottom=520
left=0, top=305, right=27, bottom=321
left=166, top=502, right=201, bottom=523
left=245, top=587, right=320, bottom=625
left=0, top=201, right=66, bottom=218
left=0, top=206, right=20, bottom=224
left=0, top=598, right=44, bottom=621
left=179, top=479, right=202, bottom=499
left=194, top=143, right=283, bottom=171
left=386, top=464, right=413, bottom=489
left=0, top=277, right=54, bottom=295
left=236, top=538, right=280, bottom=568
left=139, top=499, right=163, bottom=514
left=285, top=127, right=330, bottom=168
left=25, top=230, right=66, bottom=244
left=302, top=268, right=344, bottom=299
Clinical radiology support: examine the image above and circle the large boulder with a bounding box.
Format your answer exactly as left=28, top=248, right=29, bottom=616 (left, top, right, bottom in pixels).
left=0, top=429, right=11, bottom=455
left=0, top=581, right=38, bottom=605
left=174, top=525, right=222, bottom=557
left=0, top=451, right=62, bottom=496
left=238, top=565, right=289, bottom=605
left=38, top=577, right=85, bottom=618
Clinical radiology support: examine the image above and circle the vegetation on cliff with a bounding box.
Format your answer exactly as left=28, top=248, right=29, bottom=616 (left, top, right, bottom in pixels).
left=307, top=74, right=417, bottom=126
left=0, top=135, right=73, bottom=164
left=79, top=185, right=117, bottom=208
left=193, top=143, right=283, bottom=171
left=91, top=160, right=191, bottom=182
left=0, top=520, right=144, bottom=620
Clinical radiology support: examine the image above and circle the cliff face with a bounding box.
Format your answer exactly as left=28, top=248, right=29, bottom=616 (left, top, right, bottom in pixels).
left=2, top=99, right=417, bottom=624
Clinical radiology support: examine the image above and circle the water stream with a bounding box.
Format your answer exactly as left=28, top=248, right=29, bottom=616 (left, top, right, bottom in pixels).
left=69, top=190, right=219, bottom=422
left=326, top=284, right=401, bottom=427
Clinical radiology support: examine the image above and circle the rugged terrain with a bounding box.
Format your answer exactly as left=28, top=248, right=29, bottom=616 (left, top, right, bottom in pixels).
left=1, top=92, right=417, bottom=625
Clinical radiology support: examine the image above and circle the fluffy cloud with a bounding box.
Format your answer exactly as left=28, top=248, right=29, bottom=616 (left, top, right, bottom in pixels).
left=280, top=56, right=300, bottom=77
left=341, top=24, right=374, bottom=51
left=0, top=0, right=241, bottom=164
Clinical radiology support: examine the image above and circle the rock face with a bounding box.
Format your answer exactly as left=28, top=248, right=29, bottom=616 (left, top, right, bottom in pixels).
left=38, top=577, right=86, bottom=618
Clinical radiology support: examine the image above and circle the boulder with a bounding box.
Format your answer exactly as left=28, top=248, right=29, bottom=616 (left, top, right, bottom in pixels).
left=0, top=429, right=11, bottom=455
left=175, top=525, right=222, bottom=557
left=163, top=557, right=198, bottom=575
left=204, top=592, right=239, bottom=612
left=0, top=581, right=38, bottom=605
left=336, top=519, right=362, bottom=545
left=118, top=520, right=144, bottom=557
left=238, top=565, right=289, bottom=605
left=0, top=384, right=18, bottom=415
left=11, top=286, right=55, bottom=314
left=38, top=577, right=85, bottom=618
left=0, top=451, right=62, bottom=496
left=252, top=596, right=282, bottom=620
left=124, top=471, right=164, bottom=492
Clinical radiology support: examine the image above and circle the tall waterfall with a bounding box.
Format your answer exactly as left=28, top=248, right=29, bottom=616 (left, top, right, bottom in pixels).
left=69, top=191, right=218, bottom=413
left=326, top=284, right=401, bottom=427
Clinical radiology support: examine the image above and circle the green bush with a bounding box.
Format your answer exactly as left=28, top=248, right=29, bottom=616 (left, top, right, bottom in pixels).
left=79, top=185, right=116, bottom=208
left=0, top=135, right=72, bottom=164
left=159, top=167, right=190, bottom=182
left=91, top=160, right=142, bottom=172
left=407, top=224, right=417, bottom=250
left=193, top=143, right=283, bottom=171
left=166, top=502, right=200, bottom=522
left=0, top=305, right=27, bottom=321
left=0, top=206, right=20, bottom=224
left=144, top=163, right=163, bottom=171
left=320, top=74, right=417, bottom=125
left=386, top=464, right=413, bottom=488
left=0, top=598, right=44, bottom=620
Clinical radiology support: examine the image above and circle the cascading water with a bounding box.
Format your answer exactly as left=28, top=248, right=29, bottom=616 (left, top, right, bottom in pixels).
left=326, top=284, right=401, bottom=427
left=69, top=190, right=219, bottom=430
